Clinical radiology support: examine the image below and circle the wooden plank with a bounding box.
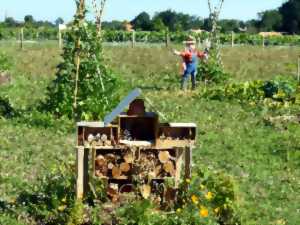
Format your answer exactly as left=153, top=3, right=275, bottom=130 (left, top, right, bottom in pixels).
left=169, top=123, right=197, bottom=128
left=76, top=146, right=89, bottom=199
left=77, top=121, right=105, bottom=127
left=184, top=146, right=192, bottom=180
left=175, top=148, right=184, bottom=187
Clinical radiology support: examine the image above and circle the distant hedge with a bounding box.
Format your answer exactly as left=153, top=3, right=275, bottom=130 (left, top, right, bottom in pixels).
left=0, top=27, right=300, bottom=46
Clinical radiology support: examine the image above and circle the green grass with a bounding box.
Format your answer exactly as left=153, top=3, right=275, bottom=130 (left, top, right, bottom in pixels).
left=0, top=42, right=299, bottom=224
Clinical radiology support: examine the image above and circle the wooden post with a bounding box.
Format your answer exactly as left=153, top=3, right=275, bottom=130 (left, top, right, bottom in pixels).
left=231, top=31, right=234, bottom=47
left=165, top=30, right=170, bottom=48
left=76, top=146, right=89, bottom=199
left=58, top=30, right=62, bottom=49
left=184, top=145, right=192, bottom=180
left=131, top=30, right=135, bottom=48
left=297, top=55, right=300, bottom=83
left=20, top=28, right=24, bottom=49
left=262, top=35, right=265, bottom=48
left=198, top=37, right=202, bottom=48
left=175, top=148, right=184, bottom=188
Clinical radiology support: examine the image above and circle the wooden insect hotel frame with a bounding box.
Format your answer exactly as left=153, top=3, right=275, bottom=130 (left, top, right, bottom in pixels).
left=76, top=90, right=196, bottom=201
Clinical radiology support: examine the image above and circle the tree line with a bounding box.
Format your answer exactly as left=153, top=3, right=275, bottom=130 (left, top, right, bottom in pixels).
left=103, top=0, right=300, bottom=34
left=1, top=0, right=299, bottom=34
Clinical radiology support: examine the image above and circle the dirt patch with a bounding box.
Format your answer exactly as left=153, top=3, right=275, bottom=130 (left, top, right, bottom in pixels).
left=0, top=72, right=11, bottom=85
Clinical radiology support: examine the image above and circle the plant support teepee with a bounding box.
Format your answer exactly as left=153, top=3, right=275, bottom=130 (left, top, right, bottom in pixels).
left=42, top=0, right=121, bottom=121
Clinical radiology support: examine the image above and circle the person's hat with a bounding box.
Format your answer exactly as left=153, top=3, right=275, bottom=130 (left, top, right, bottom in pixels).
left=183, top=35, right=196, bottom=45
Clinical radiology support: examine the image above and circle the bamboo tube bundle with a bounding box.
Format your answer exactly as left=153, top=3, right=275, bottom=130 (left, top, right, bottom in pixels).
left=87, top=133, right=112, bottom=146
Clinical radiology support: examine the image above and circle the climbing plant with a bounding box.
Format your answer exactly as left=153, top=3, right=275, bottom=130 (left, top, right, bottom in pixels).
left=197, top=0, right=229, bottom=83
left=207, top=0, right=225, bottom=67
left=42, top=0, right=121, bottom=121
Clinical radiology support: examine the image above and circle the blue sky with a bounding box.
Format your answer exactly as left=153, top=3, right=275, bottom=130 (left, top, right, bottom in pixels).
left=0, top=0, right=286, bottom=23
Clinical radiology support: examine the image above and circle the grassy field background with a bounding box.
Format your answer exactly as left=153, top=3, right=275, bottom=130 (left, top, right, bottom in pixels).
left=0, top=42, right=300, bottom=224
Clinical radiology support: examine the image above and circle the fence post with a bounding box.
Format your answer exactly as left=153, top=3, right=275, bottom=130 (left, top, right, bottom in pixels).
left=262, top=35, right=265, bottom=48
left=131, top=30, right=135, bottom=48
left=59, top=30, right=62, bottom=49
left=165, top=30, right=170, bottom=48
left=198, top=37, right=201, bottom=48
left=297, top=55, right=300, bottom=83
left=231, top=31, right=235, bottom=47
left=20, top=28, right=24, bottom=49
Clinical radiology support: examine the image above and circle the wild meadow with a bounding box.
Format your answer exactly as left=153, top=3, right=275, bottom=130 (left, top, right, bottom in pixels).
left=0, top=41, right=299, bottom=224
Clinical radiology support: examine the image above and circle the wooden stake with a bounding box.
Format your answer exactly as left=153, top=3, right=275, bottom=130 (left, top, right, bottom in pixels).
left=297, top=55, right=300, bottom=83
left=131, top=30, right=135, bottom=48
left=20, top=28, right=24, bottom=49
left=262, top=35, right=265, bottom=48
left=58, top=30, right=62, bottom=49
left=165, top=30, right=170, bottom=48
left=73, top=38, right=81, bottom=120
left=231, top=31, right=234, bottom=47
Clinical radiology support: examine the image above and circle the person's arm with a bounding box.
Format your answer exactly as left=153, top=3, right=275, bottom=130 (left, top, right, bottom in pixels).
left=173, top=49, right=182, bottom=56
left=197, top=50, right=209, bottom=60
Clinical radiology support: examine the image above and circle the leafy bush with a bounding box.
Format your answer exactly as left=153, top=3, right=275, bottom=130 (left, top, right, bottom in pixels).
left=198, top=57, right=230, bottom=84
left=0, top=52, right=12, bottom=72
left=199, top=76, right=299, bottom=109
left=0, top=163, right=77, bottom=225
left=41, top=8, right=121, bottom=121
left=0, top=96, right=17, bottom=118
left=112, top=169, right=240, bottom=225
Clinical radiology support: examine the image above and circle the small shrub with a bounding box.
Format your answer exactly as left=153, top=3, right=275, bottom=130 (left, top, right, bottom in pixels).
left=0, top=52, right=12, bottom=72
left=199, top=76, right=299, bottom=109
left=0, top=96, right=17, bottom=118
left=198, top=57, right=230, bottom=84
left=13, top=163, right=76, bottom=225
left=42, top=4, right=121, bottom=121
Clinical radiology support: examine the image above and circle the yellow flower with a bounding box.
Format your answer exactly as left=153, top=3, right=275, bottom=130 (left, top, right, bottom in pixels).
left=205, top=192, right=213, bottom=200
left=176, top=208, right=182, bottom=213
left=186, top=179, right=191, bottom=184
left=199, top=206, right=209, bottom=218
left=276, top=219, right=286, bottom=225
left=58, top=205, right=67, bottom=212
left=214, top=207, right=220, bottom=214
left=200, top=184, right=205, bottom=190
left=191, top=195, right=199, bottom=204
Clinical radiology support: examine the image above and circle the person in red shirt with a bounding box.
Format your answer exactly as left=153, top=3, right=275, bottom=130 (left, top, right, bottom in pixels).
left=174, top=36, right=208, bottom=90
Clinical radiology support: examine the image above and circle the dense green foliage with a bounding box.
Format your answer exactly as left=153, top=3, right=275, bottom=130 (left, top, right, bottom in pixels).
left=198, top=57, right=230, bottom=84
left=41, top=10, right=121, bottom=120
left=1, top=27, right=300, bottom=46
left=0, top=52, right=12, bottom=71
left=0, top=96, right=16, bottom=118
left=200, top=76, right=299, bottom=106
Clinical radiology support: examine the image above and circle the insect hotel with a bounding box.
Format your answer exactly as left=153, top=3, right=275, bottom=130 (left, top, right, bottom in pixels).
left=76, top=89, right=196, bottom=202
